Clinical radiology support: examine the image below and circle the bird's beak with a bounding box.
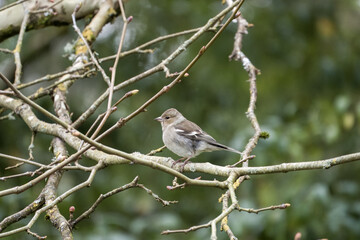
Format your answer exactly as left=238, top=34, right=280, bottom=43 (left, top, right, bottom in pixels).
left=154, top=117, right=163, bottom=122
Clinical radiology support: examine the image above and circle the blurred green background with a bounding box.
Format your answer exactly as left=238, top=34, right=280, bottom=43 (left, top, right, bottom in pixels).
left=1, top=0, right=360, bottom=239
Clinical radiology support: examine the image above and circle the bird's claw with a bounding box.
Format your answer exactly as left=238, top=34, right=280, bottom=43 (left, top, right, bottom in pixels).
left=172, top=158, right=191, bottom=172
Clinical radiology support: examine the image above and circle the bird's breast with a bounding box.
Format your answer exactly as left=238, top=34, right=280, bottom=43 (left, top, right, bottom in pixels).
left=163, top=130, right=195, bottom=158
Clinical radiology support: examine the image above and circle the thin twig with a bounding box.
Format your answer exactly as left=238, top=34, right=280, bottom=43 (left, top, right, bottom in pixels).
left=137, top=183, right=178, bottom=206
left=237, top=203, right=291, bottom=214
left=98, top=26, right=220, bottom=63
left=0, top=90, right=14, bottom=95
left=0, top=111, right=14, bottom=120
left=228, top=13, right=261, bottom=168
left=71, top=4, right=110, bottom=86
left=0, top=0, right=29, bottom=12
left=0, top=48, right=13, bottom=54
left=4, top=162, right=24, bottom=170
left=108, top=0, right=128, bottom=109
left=26, top=229, right=46, bottom=239
left=27, top=69, right=96, bottom=100
left=0, top=152, right=86, bottom=171
left=30, top=0, right=63, bottom=14
left=0, top=171, right=43, bottom=181
left=220, top=192, right=238, bottom=240
left=16, top=66, right=93, bottom=90
left=69, top=176, right=177, bottom=229
left=13, top=7, right=30, bottom=85
left=85, top=89, right=138, bottom=143
left=28, top=131, right=35, bottom=160
left=88, top=0, right=130, bottom=140
left=69, top=176, right=139, bottom=227
left=162, top=202, right=238, bottom=235
left=147, top=146, right=166, bottom=156
left=166, top=176, right=202, bottom=190
left=0, top=153, right=45, bottom=168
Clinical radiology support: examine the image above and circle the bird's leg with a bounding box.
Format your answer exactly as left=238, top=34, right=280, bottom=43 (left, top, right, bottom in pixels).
left=171, top=157, right=192, bottom=172
left=171, top=157, right=186, bottom=167
left=179, top=157, right=192, bottom=172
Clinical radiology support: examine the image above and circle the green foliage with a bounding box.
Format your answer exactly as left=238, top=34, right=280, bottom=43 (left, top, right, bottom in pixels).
left=260, top=131, right=270, bottom=139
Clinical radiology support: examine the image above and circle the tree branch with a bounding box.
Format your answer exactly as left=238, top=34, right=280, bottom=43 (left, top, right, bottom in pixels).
left=0, top=195, right=45, bottom=232
left=0, top=0, right=121, bottom=43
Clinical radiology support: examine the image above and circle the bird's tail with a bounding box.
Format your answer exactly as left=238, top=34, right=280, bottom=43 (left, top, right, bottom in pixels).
left=208, top=142, right=242, bottom=155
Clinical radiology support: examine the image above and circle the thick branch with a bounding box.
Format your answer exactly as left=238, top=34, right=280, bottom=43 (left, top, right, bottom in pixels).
left=42, top=80, right=74, bottom=239
left=0, top=0, right=121, bottom=42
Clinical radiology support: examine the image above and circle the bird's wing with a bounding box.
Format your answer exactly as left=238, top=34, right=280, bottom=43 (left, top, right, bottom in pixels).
left=174, top=119, right=217, bottom=143
left=174, top=119, right=242, bottom=154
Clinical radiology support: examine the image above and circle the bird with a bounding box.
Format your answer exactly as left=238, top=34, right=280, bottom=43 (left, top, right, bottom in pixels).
left=154, top=108, right=242, bottom=169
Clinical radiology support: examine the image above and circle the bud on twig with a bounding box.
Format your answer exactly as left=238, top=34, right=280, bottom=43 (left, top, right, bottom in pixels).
left=69, top=206, right=75, bottom=221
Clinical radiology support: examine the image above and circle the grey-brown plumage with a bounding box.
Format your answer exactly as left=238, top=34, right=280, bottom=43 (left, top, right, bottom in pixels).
left=155, top=108, right=241, bottom=165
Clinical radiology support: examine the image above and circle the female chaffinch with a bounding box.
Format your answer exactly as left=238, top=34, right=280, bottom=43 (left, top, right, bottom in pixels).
left=155, top=108, right=242, bottom=168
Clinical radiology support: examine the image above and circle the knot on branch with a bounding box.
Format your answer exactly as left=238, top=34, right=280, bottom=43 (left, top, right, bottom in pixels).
left=116, top=118, right=126, bottom=128
left=162, top=85, right=170, bottom=92
left=14, top=103, right=30, bottom=115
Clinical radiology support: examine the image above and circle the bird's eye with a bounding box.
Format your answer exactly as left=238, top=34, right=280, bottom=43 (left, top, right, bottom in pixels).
left=165, top=116, right=170, bottom=119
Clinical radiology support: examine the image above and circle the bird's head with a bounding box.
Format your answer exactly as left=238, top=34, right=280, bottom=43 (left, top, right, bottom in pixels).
left=154, top=108, right=183, bottom=128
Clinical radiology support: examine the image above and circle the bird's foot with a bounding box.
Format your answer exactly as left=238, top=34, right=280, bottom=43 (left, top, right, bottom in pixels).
left=172, top=157, right=191, bottom=172
left=179, top=159, right=192, bottom=172
left=171, top=158, right=185, bottom=167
